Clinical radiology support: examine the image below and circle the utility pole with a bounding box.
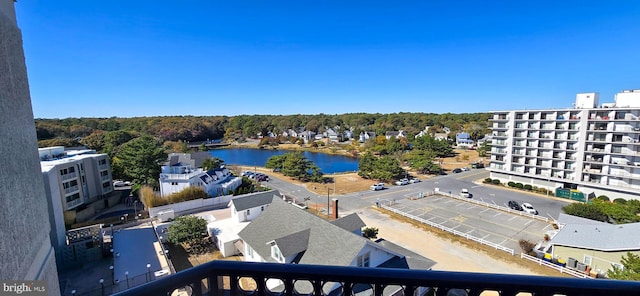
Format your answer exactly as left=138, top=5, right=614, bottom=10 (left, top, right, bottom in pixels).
left=327, top=187, right=331, bottom=217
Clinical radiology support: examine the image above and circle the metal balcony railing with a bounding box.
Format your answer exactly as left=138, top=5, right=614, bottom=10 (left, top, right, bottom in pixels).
left=112, top=260, right=640, bottom=296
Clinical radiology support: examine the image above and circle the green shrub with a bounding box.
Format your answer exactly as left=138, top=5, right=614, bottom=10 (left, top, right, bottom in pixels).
left=596, top=195, right=610, bottom=202
left=523, top=184, right=533, bottom=191
left=514, top=183, right=524, bottom=189
left=613, top=198, right=627, bottom=205
left=484, top=178, right=493, bottom=184
left=507, top=181, right=516, bottom=187
left=492, top=179, right=501, bottom=185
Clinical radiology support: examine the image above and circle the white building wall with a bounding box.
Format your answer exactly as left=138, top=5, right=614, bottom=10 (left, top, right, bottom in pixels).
left=349, top=244, right=396, bottom=268
left=243, top=244, right=265, bottom=263
left=615, top=90, right=640, bottom=108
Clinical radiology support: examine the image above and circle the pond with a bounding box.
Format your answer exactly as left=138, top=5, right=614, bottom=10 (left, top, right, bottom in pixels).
left=209, top=148, right=359, bottom=174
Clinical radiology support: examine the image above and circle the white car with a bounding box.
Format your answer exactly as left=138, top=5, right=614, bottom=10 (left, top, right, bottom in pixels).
left=370, top=183, right=385, bottom=191
left=113, top=180, right=131, bottom=187
left=460, top=188, right=472, bottom=198
left=395, top=179, right=409, bottom=186
left=522, top=203, right=538, bottom=215
left=409, top=178, right=421, bottom=183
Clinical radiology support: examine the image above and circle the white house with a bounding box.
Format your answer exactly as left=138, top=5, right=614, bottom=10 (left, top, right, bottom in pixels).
left=455, top=132, right=474, bottom=147
left=229, top=191, right=276, bottom=222
left=359, top=131, right=376, bottom=143
left=159, top=153, right=242, bottom=197
left=238, top=196, right=436, bottom=293
left=385, top=130, right=406, bottom=140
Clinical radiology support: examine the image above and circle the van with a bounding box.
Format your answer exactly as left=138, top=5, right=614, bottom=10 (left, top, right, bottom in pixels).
left=460, top=189, right=472, bottom=198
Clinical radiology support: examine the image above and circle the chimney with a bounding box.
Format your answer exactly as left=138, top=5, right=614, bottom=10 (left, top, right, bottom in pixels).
left=332, top=198, right=339, bottom=220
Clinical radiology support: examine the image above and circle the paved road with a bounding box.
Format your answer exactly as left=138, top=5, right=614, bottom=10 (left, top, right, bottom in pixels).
left=262, top=169, right=570, bottom=220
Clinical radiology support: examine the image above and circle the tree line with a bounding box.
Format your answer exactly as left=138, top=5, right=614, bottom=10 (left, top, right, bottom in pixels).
left=35, top=112, right=491, bottom=145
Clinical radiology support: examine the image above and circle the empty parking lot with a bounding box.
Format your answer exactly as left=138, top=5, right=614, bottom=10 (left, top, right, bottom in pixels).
left=385, top=194, right=551, bottom=253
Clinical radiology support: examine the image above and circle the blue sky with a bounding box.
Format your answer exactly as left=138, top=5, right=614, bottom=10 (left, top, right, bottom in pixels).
left=15, top=1, right=640, bottom=118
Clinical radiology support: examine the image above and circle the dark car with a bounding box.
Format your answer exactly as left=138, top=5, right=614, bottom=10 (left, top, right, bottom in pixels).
left=508, top=200, right=523, bottom=211
left=452, top=168, right=462, bottom=173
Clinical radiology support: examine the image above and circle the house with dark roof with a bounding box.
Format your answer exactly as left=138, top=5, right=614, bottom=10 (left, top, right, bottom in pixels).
left=385, top=130, right=406, bottom=140
left=548, top=213, right=640, bottom=275
left=228, top=191, right=279, bottom=222
left=359, top=131, right=376, bottom=143
left=238, top=196, right=436, bottom=293
left=159, top=153, right=242, bottom=197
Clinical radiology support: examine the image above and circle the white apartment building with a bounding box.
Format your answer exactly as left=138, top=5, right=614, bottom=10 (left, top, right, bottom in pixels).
left=159, top=153, right=242, bottom=197
left=40, top=146, right=113, bottom=247
left=490, top=90, right=640, bottom=201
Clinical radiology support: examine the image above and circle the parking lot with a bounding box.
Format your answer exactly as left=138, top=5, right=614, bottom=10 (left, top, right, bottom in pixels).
left=385, top=194, right=551, bottom=253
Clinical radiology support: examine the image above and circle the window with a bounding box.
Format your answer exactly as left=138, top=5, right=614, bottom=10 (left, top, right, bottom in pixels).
left=100, top=171, right=109, bottom=177
left=271, top=245, right=284, bottom=262
left=102, top=182, right=111, bottom=188
left=357, top=252, right=370, bottom=267
left=171, top=182, right=178, bottom=186
left=69, top=166, right=75, bottom=173
left=246, top=210, right=250, bottom=216
left=65, top=193, right=80, bottom=203
left=99, top=159, right=106, bottom=165
left=584, top=255, right=592, bottom=265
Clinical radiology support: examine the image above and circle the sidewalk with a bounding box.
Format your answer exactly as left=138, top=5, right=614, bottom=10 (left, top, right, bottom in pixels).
left=356, top=207, right=539, bottom=275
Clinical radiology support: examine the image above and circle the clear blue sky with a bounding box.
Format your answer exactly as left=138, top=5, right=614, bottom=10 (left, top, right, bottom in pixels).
left=15, top=1, right=640, bottom=118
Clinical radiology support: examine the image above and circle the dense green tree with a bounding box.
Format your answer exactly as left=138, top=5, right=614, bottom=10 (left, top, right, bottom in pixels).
left=166, top=216, right=208, bottom=245
left=411, top=134, right=454, bottom=158
left=477, top=141, right=491, bottom=158
left=265, top=155, right=287, bottom=171
left=405, top=150, right=442, bottom=174
left=80, top=131, right=106, bottom=151
left=562, top=203, right=608, bottom=222
left=358, top=152, right=377, bottom=179
left=266, top=152, right=323, bottom=181
left=201, top=157, right=224, bottom=170
left=114, top=135, right=167, bottom=186
left=103, top=130, right=135, bottom=156
left=608, top=252, right=640, bottom=281
left=362, top=227, right=379, bottom=239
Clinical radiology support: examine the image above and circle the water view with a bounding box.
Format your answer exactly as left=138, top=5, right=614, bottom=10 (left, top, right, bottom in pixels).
left=209, top=148, right=359, bottom=174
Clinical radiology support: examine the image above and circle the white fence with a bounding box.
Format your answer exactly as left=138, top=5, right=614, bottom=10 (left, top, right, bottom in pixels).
left=520, top=253, right=591, bottom=279
left=430, top=190, right=550, bottom=223
left=381, top=204, right=515, bottom=256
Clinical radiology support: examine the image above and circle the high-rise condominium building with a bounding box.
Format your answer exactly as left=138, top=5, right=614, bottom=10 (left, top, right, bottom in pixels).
left=490, top=90, right=640, bottom=201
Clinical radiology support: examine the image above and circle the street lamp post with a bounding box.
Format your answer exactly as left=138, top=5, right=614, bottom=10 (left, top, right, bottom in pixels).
left=134, top=201, right=138, bottom=220
left=146, top=263, right=151, bottom=282
left=125, top=271, right=129, bottom=288
left=109, top=265, right=114, bottom=284
left=99, top=278, right=104, bottom=296
left=327, top=187, right=332, bottom=217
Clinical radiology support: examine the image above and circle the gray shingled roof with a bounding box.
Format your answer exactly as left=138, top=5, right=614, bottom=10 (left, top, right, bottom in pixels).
left=238, top=197, right=437, bottom=270
left=238, top=197, right=368, bottom=266
left=557, top=213, right=606, bottom=226
left=550, top=222, right=640, bottom=251
left=330, top=213, right=366, bottom=233
left=375, top=239, right=436, bottom=270
left=274, top=229, right=310, bottom=257
left=230, top=191, right=279, bottom=211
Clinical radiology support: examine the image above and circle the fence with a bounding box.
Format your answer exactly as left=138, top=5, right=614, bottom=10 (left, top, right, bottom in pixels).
left=429, top=190, right=550, bottom=223
left=67, top=270, right=158, bottom=296
left=381, top=204, right=515, bottom=255
left=520, top=253, right=591, bottom=279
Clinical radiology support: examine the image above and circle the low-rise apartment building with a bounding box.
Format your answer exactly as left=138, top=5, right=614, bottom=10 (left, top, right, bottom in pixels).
left=490, top=90, right=640, bottom=201
left=40, top=146, right=113, bottom=248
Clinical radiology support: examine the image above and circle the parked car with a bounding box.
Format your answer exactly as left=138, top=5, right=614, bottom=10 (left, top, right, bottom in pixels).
left=113, top=180, right=131, bottom=187
left=395, top=178, right=409, bottom=186
left=461, top=167, right=469, bottom=172
left=508, top=200, right=523, bottom=211
left=452, top=168, right=462, bottom=174
left=460, top=188, right=472, bottom=198
left=521, top=203, right=538, bottom=215
left=370, top=183, right=385, bottom=191
left=409, top=178, right=421, bottom=183
left=471, top=162, right=485, bottom=169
